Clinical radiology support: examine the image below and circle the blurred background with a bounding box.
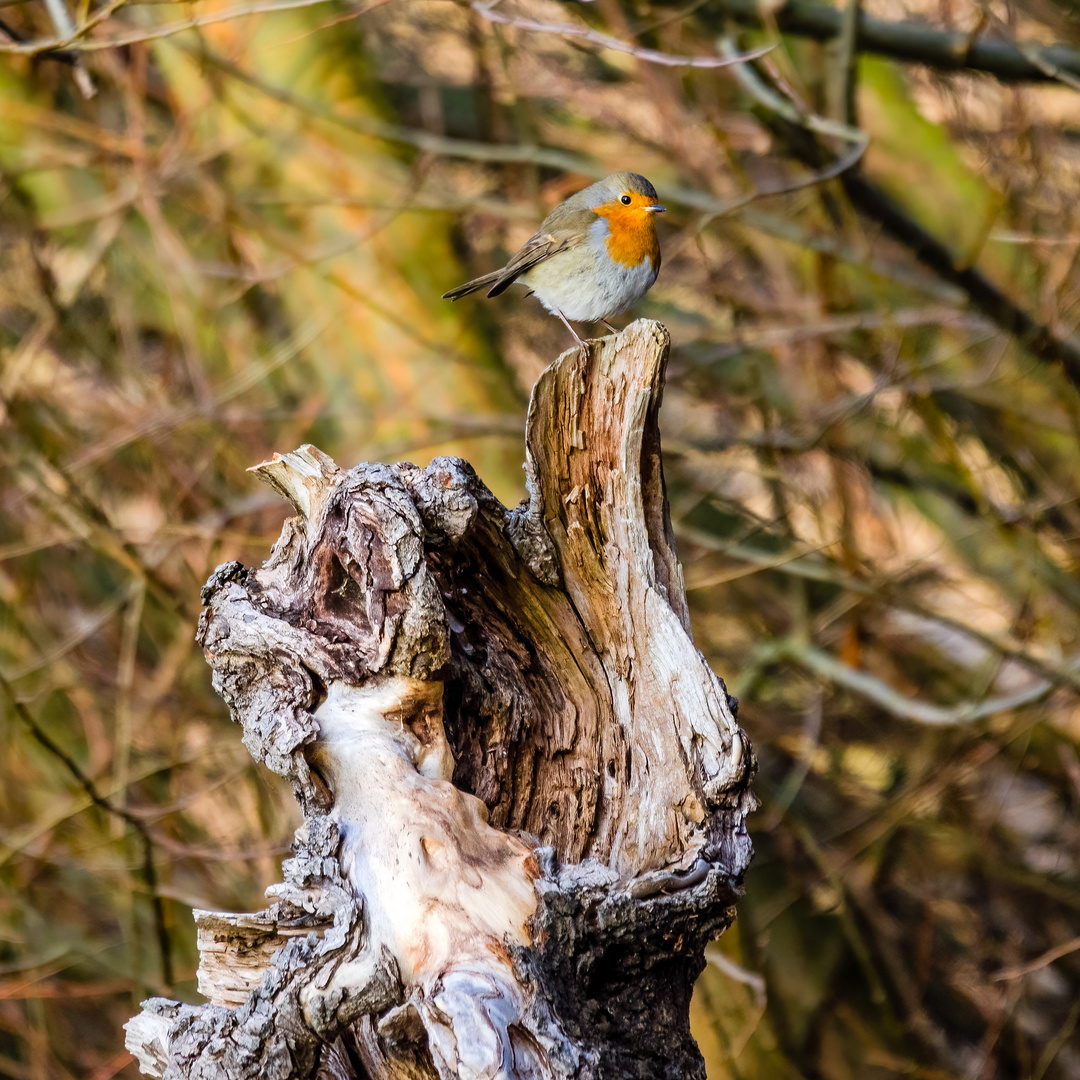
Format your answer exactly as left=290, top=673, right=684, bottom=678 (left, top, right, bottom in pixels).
left=2, top=0, right=1080, bottom=1077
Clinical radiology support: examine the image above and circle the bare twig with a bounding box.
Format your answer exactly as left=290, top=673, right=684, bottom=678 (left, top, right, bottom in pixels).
left=1032, top=996, right=1080, bottom=1080
left=694, top=0, right=1080, bottom=86
left=723, top=35, right=1080, bottom=392
left=992, top=935, right=1080, bottom=982
left=0, top=670, right=173, bottom=987
left=0, top=0, right=370, bottom=54
left=763, top=688, right=822, bottom=828
left=40, top=0, right=95, bottom=95
left=179, top=42, right=866, bottom=230
left=470, top=0, right=774, bottom=69
left=779, top=638, right=1072, bottom=726
left=65, top=316, right=330, bottom=472
left=704, top=947, right=767, bottom=1005
left=838, top=173, right=1080, bottom=390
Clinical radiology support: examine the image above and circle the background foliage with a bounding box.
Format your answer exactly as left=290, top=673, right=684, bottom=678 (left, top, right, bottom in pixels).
left=2, top=0, right=1080, bottom=1077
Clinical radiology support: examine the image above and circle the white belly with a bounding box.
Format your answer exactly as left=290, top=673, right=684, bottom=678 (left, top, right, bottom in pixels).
left=520, top=227, right=658, bottom=323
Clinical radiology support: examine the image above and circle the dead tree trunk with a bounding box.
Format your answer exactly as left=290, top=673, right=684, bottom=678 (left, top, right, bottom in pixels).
left=126, top=320, right=755, bottom=1080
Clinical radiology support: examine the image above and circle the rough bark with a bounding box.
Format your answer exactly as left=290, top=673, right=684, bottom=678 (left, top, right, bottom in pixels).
left=125, top=320, right=755, bottom=1080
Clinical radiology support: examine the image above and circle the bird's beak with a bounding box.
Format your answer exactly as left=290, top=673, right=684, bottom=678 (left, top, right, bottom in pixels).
left=643, top=204, right=666, bottom=213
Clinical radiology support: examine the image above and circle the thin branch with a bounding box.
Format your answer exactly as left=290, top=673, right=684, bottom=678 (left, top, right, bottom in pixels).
left=681, top=129, right=867, bottom=221
left=778, top=637, right=1072, bottom=726
left=0, top=670, right=174, bottom=987
left=65, top=314, right=330, bottom=473
left=721, top=35, right=866, bottom=145
left=698, top=0, right=1080, bottom=86
left=678, top=527, right=1080, bottom=696
left=704, top=947, right=767, bottom=1006
left=839, top=173, right=1080, bottom=391
left=1018, top=39, right=1080, bottom=91
left=724, top=42, right=1080, bottom=392
left=651, top=34, right=864, bottom=232
left=673, top=306, right=990, bottom=351
left=0, top=11, right=78, bottom=64
left=0, top=0, right=355, bottom=54
left=1033, top=996, right=1080, bottom=1080
left=763, top=688, right=822, bottom=828
left=183, top=44, right=593, bottom=174
left=832, top=0, right=859, bottom=125
left=40, top=0, right=94, bottom=94
left=191, top=42, right=862, bottom=221
left=992, top=935, right=1080, bottom=982
left=470, top=0, right=774, bottom=69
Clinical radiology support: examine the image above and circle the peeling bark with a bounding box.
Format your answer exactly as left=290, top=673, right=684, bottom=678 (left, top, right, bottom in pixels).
left=126, top=320, right=755, bottom=1080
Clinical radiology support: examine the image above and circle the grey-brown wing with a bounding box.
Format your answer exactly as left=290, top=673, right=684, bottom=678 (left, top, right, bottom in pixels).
left=443, top=211, right=594, bottom=302
left=442, top=231, right=565, bottom=301
left=484, top=231, right=569, bottom=297
left=486, top=203, right=598, bottom=294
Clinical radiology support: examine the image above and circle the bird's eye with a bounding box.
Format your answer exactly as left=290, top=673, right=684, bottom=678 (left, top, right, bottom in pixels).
left=620, top=195, right=632, bottom=205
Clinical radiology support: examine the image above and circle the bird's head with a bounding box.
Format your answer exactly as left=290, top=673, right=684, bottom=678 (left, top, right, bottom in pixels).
left=586, top=172, right=666, bottom=221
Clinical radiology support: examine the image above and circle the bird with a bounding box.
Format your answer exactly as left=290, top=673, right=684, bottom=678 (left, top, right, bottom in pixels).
left=442, top=172, right=665, bottom=345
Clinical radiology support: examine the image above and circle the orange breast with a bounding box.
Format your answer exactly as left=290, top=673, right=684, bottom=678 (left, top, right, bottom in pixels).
left=594, top=205, right=661, bottom=269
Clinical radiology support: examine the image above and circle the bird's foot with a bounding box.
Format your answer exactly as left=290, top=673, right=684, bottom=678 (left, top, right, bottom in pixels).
left=554, top=309, right=588, bottom=352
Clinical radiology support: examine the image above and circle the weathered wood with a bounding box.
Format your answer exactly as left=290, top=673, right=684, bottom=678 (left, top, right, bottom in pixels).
left=125, top=320, right=755, bottom=1080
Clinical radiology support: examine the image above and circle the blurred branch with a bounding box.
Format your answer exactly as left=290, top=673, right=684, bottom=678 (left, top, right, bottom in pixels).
left=830, top=0, right=859, bottom=125
left=40, top=0, right=94, bottom=95
left=721, top=36, right=866, bottom=145
left=726, top=46, right=1080, bottom=392
left=0, top=671, right=173, bottom=987
left=1033, top=997, right=1080, bottom=1080
left=785, top=818, right=958, bottom=1064
left=711, top=34, right=868, bottom=214
left=0, top=0, right=126, bottom=54
left=738, top=210, right=964, bottom=298
left=471, top=1, right=774, bottom=68
left=777, top=637, right=1073, bottom=725
left=190, top=43, right=865, bottom=224
left=763, top=688, right=822, bottom=828
left=679, top=527, right=1080, bottom=695
left=838, top=174, right=1080, bottom=392
left=679, top=306, right=990, bottom=351
left=65, top=315, right=330, bottom=473
left=0, top=745, right=243, bottom=871
left=0, top=0, right=358, bottom=54
left=188, top=44, right=593, bottom=173
left=688, top=129, right=868, bottom=220
left=992, top=935, right=1080, bottom=982
left=0, top=12, right=78, bottom=65
left=4, top=589, right=130, bottom=680
left=696, top=0, right=1080, bottom=85
left=1018, top=40, right=1080, bottom=92
left=1, top=438, right=184, bottom=615
left=704, top=947, right=767, bottom=1006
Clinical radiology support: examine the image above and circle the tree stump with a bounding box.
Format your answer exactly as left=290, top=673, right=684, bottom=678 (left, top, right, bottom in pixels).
left=125, top=320, right=755, bottom=1080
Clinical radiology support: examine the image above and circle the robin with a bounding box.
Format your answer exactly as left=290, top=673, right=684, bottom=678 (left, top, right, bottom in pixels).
left=442, top=172, right=665, bottom=344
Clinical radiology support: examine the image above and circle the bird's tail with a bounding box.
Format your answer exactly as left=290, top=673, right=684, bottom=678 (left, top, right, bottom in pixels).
left=442, top=268, right=510, bottom=302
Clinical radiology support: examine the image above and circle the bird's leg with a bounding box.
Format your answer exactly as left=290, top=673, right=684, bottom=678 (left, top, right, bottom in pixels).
left=601, top=319, right=618, bottom=334
left=553, top=308, right=587, bottom=350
